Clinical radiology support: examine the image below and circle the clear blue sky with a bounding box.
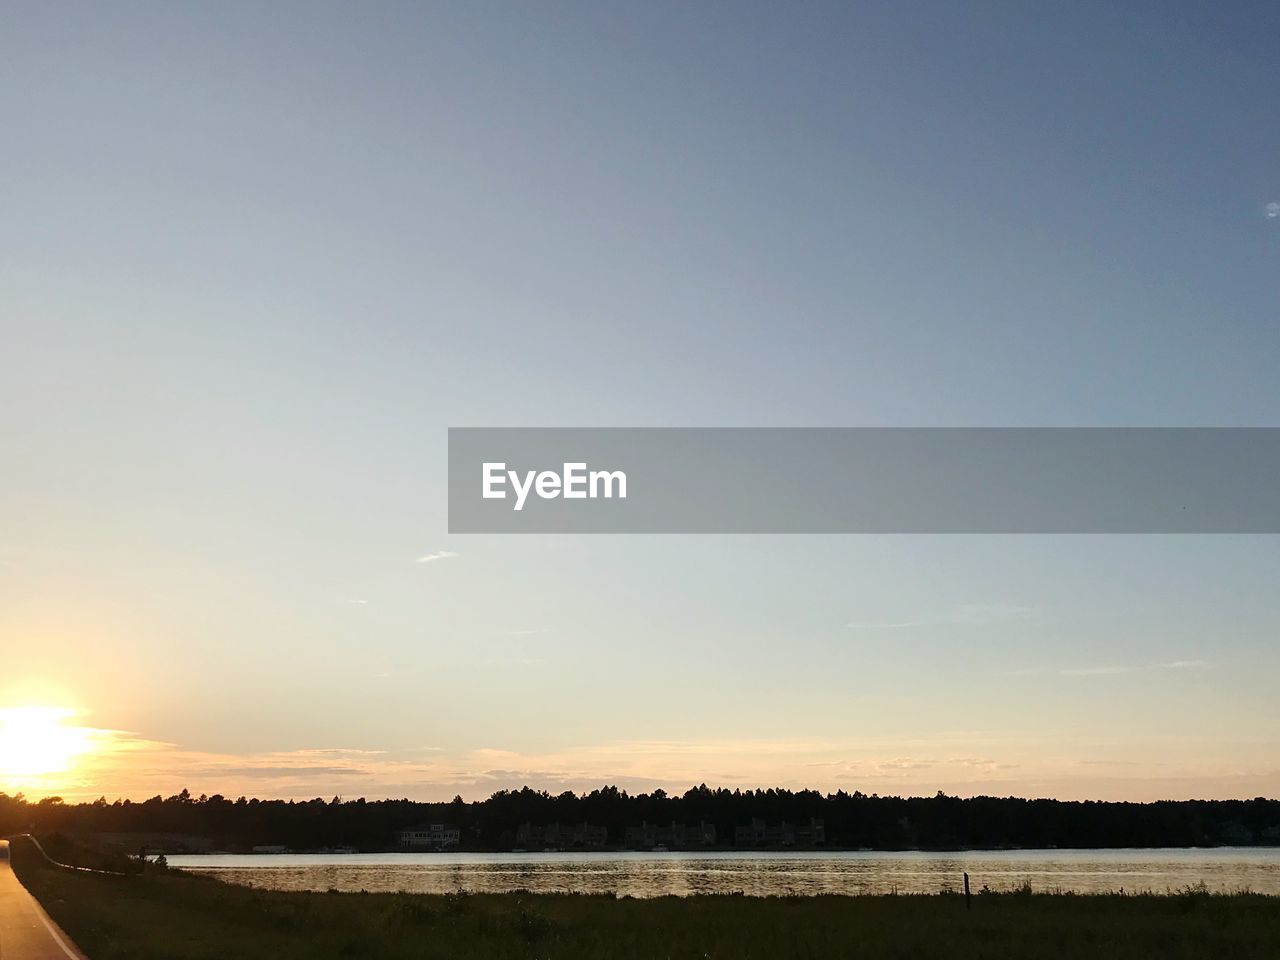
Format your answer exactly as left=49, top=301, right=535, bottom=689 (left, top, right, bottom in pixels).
left=2, top=1, right=1278, bottom=801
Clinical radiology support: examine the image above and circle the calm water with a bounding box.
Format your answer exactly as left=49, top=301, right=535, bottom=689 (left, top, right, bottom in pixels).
left=168, top=848, right=1280, bottom=897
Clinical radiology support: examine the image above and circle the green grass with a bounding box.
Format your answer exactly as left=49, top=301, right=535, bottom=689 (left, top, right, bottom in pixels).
left=11, top=839, right=1280, bottom=959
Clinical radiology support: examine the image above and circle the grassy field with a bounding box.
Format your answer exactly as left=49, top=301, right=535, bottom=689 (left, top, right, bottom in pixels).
left=11, top=838, right=1280, bottom=959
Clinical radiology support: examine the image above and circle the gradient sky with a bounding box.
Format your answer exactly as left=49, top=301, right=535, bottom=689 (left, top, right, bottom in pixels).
left=2, top=1, right=1279, bottom=802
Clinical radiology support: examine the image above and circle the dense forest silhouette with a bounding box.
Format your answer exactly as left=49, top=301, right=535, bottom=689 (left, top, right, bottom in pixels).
left=3, top=786, right=1278, bottom=852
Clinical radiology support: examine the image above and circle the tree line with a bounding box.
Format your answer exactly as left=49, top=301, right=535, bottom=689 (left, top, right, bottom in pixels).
left=2, top=786, right=1278, bottom=852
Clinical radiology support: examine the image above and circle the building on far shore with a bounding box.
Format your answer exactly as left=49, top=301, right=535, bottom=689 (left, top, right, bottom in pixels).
left=623, top=821, right=717, bottom=850
left=733, top=818, right=825, bottom=847
left=397, top=823, right=461, bottom=850
left=516, top=821, right=608, bottom=850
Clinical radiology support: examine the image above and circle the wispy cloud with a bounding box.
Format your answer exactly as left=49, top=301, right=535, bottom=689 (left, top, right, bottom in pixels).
left=848, top=603, right=1032, bottom=631
left=1060, top=659, right=1209, bottom=677
left=415, top=551, right=459, bottom=564
left=28, top=726, right=1280, bottom=804
left=1078, top=759, right=1147, bottom=767
left=343, top=598, right=369, bottom=605
left=846, top=620, right=932, bottom=630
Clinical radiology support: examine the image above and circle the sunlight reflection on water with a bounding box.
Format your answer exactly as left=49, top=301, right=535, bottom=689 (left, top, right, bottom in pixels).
left=169, top=849, right=1280, bottom=897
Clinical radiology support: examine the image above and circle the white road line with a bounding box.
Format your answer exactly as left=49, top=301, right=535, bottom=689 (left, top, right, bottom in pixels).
left=31, top=904, right=82, bottom=960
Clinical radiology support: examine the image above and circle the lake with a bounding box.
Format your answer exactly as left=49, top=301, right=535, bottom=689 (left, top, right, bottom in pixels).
left=167, top=848, right=1280, bottom=897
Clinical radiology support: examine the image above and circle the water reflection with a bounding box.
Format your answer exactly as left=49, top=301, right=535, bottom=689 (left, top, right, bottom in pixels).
left=168, top=849, right=1280, bottom=897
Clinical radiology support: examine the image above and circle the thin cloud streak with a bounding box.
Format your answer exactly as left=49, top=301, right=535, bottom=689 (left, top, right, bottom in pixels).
left=22, top=724, right=1270, bottom=805
left=415, top=551, right=459, bottom=564
left=1060, top=660, right=1210, bottom=677
left=1004, top=660, right=1210, bottom=678
left=848, top=604, right=1033, bottom=631
left=846, top=620, right=932, bottom=630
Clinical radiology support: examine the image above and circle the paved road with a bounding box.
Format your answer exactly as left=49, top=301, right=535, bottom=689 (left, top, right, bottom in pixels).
left=0, top=840, right=88, bottom=960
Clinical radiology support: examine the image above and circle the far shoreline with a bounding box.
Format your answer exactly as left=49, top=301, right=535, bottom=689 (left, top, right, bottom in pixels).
left=162, top=843, right=1280, bottom=857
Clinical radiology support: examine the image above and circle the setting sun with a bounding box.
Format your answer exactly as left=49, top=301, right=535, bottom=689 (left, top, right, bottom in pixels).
left=0, top=705, right=95, bottom=784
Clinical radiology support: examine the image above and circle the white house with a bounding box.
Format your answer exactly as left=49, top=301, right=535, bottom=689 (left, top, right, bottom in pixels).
left=397, top=823, right=461, bottom=850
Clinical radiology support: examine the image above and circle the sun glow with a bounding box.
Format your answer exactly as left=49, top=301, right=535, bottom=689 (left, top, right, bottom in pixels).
left=0, top=706, right=97, bottom=785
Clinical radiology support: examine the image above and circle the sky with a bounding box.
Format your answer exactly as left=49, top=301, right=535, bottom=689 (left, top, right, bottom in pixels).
left=1, top=1, right=1279, bottom=803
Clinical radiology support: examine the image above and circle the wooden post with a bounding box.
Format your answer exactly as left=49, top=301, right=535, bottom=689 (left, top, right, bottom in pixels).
left=963, top=871, right=972, bottom=911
